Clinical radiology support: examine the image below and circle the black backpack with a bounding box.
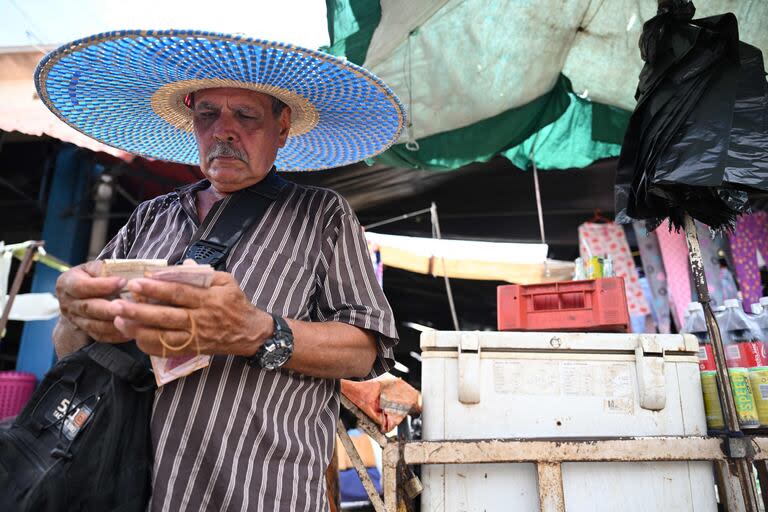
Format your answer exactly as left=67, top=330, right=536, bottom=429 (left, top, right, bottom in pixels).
left=0, top=343, right=154, bottom=511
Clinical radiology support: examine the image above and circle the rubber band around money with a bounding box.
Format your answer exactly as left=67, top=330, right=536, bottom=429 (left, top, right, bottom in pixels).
left=159, top=311, right=198, bottom=357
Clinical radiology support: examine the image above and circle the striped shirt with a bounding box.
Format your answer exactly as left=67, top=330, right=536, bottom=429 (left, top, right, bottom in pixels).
left=98, top=175, right=398, bottom=511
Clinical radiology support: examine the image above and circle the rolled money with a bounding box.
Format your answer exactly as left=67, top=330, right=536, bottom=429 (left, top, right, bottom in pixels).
left=145, top=263, right=215, bottom=385
left=151, top=354, right=211, bottom=387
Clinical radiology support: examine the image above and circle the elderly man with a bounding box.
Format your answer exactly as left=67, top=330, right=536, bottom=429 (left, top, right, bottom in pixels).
left=39, top=30, right=406, bottom=511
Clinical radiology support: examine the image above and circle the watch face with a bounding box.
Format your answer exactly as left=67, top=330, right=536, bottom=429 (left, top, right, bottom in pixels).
left=261, top=346, right=292, bottom=370
left=259, top=332, right=294, bottom=370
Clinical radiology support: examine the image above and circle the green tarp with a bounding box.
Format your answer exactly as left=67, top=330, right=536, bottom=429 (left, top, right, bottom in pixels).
left=323, top=0, right=765, bottom=171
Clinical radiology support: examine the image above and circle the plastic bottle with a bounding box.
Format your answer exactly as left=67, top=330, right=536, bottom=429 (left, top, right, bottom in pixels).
left=748, top=297, right=768, bottom=426
left=720, top=299, right=763, bottom=427
left=750, top=297, right=768, bottom=328
left=573, top=258, right=586, bottom=280
left=684, top=302, right=724, bottom=429
left=602, top=255, right=614, bottom=278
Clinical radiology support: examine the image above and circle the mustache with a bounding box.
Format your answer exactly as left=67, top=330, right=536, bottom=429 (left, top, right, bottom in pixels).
left=206, top=141, right=249, bottom=164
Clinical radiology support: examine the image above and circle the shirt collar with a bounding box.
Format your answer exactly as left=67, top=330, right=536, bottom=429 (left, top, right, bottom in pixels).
left=174, top=167, right=286, bottom=201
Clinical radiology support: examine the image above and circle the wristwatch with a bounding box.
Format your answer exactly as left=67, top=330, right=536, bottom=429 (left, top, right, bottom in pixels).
left=248, top=314, right=294, bottom=370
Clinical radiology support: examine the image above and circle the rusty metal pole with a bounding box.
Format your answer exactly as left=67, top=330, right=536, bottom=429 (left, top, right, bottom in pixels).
left=336, top=422, right=386, bottom=512
left=382, top=442, right=399, bottom=512
left=536, top=462, right=566, bottom=512
left=683, top=214, right=759, bottom=512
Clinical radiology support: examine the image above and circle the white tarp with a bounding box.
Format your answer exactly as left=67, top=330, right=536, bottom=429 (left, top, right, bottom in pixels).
left=365, top=232, right=574, bottom=284
left=1, top=293, right=60, bottom=321
left=0, top=243, right=60, bottom=326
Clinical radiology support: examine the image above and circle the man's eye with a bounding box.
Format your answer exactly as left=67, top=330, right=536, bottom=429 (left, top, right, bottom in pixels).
left=237, top=111, right=257, bottom=120
left=196, top=111, right=216, bottom=119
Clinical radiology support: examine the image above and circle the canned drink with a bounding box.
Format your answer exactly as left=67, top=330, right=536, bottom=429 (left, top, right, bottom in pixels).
left=700, top=371, right=725, bottom=429
left=586, top=256, right=603, bottom=280
left=749, top=367, right=768, bottom=426
left=729, top=368, right=760, bottom=428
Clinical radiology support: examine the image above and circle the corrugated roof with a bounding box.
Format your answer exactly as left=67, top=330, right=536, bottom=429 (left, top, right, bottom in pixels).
left=0, top=48, right=133, bottom=161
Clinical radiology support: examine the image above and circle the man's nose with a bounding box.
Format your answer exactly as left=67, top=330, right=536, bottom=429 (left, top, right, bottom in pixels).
left=214, top=132, right=236, bottom=143
left=212, top=117, right=238, bottom=143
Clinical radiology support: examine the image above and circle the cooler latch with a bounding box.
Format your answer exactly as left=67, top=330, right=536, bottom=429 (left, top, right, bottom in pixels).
left=458, top=333, right=481, bottom=404
left=635, top=336, right=666, bottom=411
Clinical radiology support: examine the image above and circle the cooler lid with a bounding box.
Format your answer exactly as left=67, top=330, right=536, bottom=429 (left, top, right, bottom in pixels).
left=420, top=331, right=698, bottom=354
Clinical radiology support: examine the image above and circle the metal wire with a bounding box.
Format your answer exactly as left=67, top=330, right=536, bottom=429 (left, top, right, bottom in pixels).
left=431, top=203, right=460, bottom=331
left=363, top=207, right=432, bottom=230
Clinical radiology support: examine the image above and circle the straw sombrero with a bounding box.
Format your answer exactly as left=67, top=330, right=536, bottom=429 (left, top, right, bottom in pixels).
left=34, top=30, right=406, bottom=171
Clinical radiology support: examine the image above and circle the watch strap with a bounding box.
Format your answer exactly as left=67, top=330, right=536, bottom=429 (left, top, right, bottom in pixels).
left=248, top=314, right=293, bottom=369
left=271, top=314, right=292, bottom=336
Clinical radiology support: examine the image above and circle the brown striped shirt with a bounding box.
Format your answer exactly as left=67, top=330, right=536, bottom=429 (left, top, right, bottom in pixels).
left=98, top=175, right=398, bottom=511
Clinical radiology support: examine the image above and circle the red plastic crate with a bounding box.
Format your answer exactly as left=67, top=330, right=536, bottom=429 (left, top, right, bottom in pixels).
left=497, top=277, right=630, bottom=332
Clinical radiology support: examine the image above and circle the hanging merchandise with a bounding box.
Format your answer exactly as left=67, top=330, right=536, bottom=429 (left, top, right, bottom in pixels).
left=615, top=3, right=768, bottom=232
left=721, top=266, right=740, bottom=303
left=728, top=211, right=768, bottom=310
left=654, top=221, right=692, bottom=329
left=578, top=222, right=649, bottom=318
left=633, top=222, right=672, bottom=334
left=653, top=219, right=726, bottom=329
left=639, top=277, right=662, bottom=334
left=696, top=223, right=727, bottom=307
left=720, top=299, right=765, bottom=427
left=684, top=302, right=724, bottom=430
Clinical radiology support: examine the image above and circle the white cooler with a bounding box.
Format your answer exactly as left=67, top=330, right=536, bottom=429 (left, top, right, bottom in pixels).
left=420, top=331, right=716, bottom=512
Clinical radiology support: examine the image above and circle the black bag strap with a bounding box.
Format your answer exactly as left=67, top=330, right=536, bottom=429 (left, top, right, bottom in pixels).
left=182, top=171, right=288, bottom=269
left=83, top=343, right=152, bottom=385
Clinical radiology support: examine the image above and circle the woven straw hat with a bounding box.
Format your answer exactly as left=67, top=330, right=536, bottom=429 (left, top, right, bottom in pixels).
left=35, top=30, right=406, bottom=171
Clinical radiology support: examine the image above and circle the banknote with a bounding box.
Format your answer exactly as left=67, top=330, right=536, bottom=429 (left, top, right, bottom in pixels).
left=151, top=353, right=212, bottom=387
left=100, top=259, right=168, bottom=299
left=145, top=264, right=215, bottom=386
left=101, top=259, right=215, bottom=386
left=100, top=258, right=168, bottom=280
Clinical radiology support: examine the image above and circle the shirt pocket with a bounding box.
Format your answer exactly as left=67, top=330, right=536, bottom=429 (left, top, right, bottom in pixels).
left=236, top=247, right=315, bottom=318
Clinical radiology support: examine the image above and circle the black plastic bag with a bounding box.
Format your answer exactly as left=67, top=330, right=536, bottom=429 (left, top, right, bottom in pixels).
left=615, top=0, right=768, bottom=231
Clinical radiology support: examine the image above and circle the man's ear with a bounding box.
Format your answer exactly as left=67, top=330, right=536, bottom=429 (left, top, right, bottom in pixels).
left=278, top=107, right=292, bottom=147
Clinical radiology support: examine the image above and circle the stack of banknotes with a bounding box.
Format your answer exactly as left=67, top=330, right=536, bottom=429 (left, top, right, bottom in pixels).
left=101, top=259, right=214, bottom=386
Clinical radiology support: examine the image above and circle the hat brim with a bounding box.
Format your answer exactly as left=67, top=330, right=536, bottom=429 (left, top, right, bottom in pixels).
left=35, top=30, right=406, bottom=171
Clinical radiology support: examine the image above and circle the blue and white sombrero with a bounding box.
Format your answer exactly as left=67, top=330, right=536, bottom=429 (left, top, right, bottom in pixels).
left=35, top=30, right=406, bottom=171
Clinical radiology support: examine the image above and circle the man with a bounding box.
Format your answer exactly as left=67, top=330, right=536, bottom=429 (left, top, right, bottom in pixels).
left=38, top=30, right=406, bottom=511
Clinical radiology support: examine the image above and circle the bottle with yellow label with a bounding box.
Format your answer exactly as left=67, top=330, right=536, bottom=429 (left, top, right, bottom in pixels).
left=721, top=299, right=765, bottom=428
left=700, top=371, right=725, bottom=429
left=749, top=298, right=768, bottom=427
left=686, top=301, right=759, bottom=429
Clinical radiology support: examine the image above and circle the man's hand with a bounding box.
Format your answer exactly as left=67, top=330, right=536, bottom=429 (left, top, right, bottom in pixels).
left=111, top=271, right=272, bottom=357
left=56, top=260, right=130, bottom=343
